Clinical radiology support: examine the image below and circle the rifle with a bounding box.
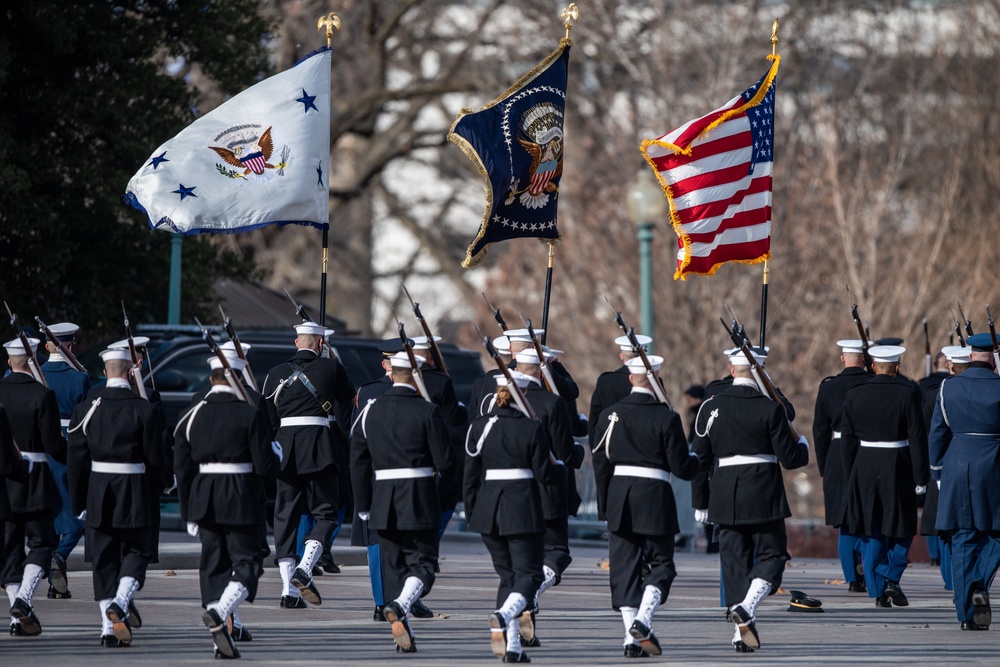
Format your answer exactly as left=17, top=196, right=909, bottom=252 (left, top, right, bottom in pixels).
left=403, top=285, right=449, bottom=376
left=3, top=302, right=47, bottom=386
left=951, top=308, right=966, bottom=347
left=283, top=289, right=314, bottom=323
left=477, top=325, right=537, bottom=420
left=922, top=317, right=931, bottom=377
left=958, top=302, right=974, bottom=337
left=987, top=305, right=1000, bottom=375
left=121, top=302, right=148, bottom=399
left=847, top=288, right=875, bottom=373
left=525, top=318, right=559, bottom=396
left=219, top=305, right=259, bottom=392
left=482, top=292, right=508, bottom=331
left=195, top=318, right=251, bottom=403
left=35, top=317, right=86, bottom=372
left=607, top=300, right=672, bottom=408
left=395, top=319, right=432, bottom=402
left=721, top=315, right=799, bottom=438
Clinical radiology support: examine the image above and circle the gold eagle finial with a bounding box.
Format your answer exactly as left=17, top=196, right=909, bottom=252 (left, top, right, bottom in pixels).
left=770, top=18, right=779, bottom=55
left=317, top=12, right=341, bottom=48
left=561, top=3, right=579, bottom=42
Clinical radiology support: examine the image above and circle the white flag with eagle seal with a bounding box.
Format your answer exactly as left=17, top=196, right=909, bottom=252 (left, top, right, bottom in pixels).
left=125, top=47, right=331, bottom=234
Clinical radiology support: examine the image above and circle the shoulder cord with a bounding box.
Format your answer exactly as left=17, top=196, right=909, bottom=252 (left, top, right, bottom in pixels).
left=173, top=399, right=209, bottom=441
left=350, top=398, right=377, bottom=438
left=467, top=415, right=500, bottom=457
left=592, top=411, right=619, bottom=458
left=67, top=397, right=101, bottom=437
left=480, top=392, right=497, bottom=417
left=938, top=377, right=951, bottom=428
left=693, top=397, right=719, bottom=439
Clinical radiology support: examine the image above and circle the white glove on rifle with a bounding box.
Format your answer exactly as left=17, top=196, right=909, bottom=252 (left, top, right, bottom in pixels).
left=915, top=485, right=927, bottom=495
left=694, top=509, right=709, bottom=524
left=797, top=435, right=810, bottom=448
left=358, top=512, right=370, bottom=521
left=186, top=522, right=199, bottom=537
left=271, top=440, right=283, bottom=461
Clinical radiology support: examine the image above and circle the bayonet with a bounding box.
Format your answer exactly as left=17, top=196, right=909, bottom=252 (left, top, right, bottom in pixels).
left=219, top=305, right=259, bottom=392
left=195, top=317, right=250, bottom=403
left=482, top=292, right=508, bottom=332
left=4, top=301, right=47, bottom=386
left=403, top=285, right=450, bottom=376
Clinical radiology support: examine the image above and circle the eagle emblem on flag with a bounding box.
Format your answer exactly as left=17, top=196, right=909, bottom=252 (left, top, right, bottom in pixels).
left=506, top=102, right=564, bottom=210
left=209, top=123, right=290, bottom=181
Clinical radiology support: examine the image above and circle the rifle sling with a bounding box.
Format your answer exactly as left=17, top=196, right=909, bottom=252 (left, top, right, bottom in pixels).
left=285, top=364, right=333, bottom=413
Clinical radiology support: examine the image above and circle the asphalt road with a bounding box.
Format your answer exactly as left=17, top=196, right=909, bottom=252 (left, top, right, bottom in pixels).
left=4, top=533, right=997, bottom=665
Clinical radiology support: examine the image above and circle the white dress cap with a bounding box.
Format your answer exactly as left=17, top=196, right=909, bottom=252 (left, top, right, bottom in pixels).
left=208, top=354, right=247, bottom=372
left=294, top=321, right=326, bottom=336
left=728, top=347, right=767, bottom=366
left=492, top=336, right=511, bottom=354
left=503, top=328, right=544, bottom=344
left=109, top=336, right=150, bottom=349
left=868, top=345, right=905, bottom=363
left=514, top=349, right=542, bottom=365
left=411, top=335, right=442, bottom=350
left=3, top=338, right=40, bottom=356
left=389, top=352, right=426, bottom=369
left=220, top=341, right=252, bottom=354
left=941, top=345, right=971, bottom=364
left=48, top=322, right=80, bottom=339
left=614, top=334, right=652, bottom=351
left=496, top=371, right=532, bottom=389
left=625, top=355, right=663, bottom=374
left=837, top=339, right=865, bottom=355
left=100, top=348, right=133, bottom=362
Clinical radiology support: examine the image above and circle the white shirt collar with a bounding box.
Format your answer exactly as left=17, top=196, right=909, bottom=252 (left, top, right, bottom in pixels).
left=106, top=378, right=132, bottom=390
left=208, top=385, right=236, bottom=396
left=393, top=382, right=416, bottom=391
left=48, top=352, right=66, bottom=363
left=630, top=387, right=656, bottom=397
left=732, top=377, right=761, bottom=392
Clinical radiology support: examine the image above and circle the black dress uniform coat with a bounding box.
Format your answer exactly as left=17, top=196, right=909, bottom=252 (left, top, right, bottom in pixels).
left=469, top=368, right=505, bottom=419
left=350, top=386, right=454, bottom=532
left=593, top=392, right=700, bottom=535
left=588, top=366, right=631, bottom=448
left=705, top=375, right=796, bottom=421
left=841, top=375, right=928, bottom=539
left=463, top=407, right=551, bottom=537
left=0, top=406, right=27, bottom=521
left=691, top=386, right=809, bottom=524
left=812, top=367, right=871, bottom=526
left=918, top=370, right=949, bottom=536
left=0, top=373, right=65, bottom=515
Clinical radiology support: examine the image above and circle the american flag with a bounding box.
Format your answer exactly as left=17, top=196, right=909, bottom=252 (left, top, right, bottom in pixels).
left=643, top=57, right=779, bottom=279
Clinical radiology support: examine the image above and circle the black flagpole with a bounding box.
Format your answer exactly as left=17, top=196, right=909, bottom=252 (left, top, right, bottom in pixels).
left=540, top=241, right=556, bottom=345
left=319, top=228, right=329, bottom=326
left=759, top=259, right=769, bottom=349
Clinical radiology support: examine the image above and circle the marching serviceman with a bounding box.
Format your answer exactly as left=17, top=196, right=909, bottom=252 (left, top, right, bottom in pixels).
left=469, top=336, right=511, bottom=418
left=812, top=339, right=871, bottom=592
left=1, top=337, right=65, bottom=636
left=40, top=322, right=92, bottom=600
left=174, top=355, right=279, bottom=659
left=841, top=344, right=928, bottom=608
left=691, top=347, right=809, bottom=653
left=928, top=332, right=1000, bottom=630
left=592, top=356, right=700, bottom=658
left=262, top=321, right=355, bottom=609
left=464, top=372, right=552, bottom=663
left=509, top=347, right=580, bottom=645
left=705, top=346, right=795, bottom=420
left=350, top=351, right=453, bottom=653
left=588, top=335, right=653, bottom=440
left=67, top=346, right=170, bottom=647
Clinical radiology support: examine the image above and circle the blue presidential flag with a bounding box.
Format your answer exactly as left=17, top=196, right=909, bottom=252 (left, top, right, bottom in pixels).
left=448, top=43, right=570, bottom=268
left=125, top=48, right=331, bottom=235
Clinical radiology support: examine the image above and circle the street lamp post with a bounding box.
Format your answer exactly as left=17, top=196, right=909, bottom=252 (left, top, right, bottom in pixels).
left=627, top=168, right=667, bottom=348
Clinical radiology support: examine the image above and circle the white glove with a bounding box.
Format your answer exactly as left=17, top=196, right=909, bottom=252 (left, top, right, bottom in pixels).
left=76, top=509, right=87, bottom=521
left=186, top=522, right=199, bottom=537
left=797, top=435, right=810, bottom=448
left=694, top=509, right=709, bottom=523
left=937, top=480, right=941, bottom=490
left=358, top=511, right=370, bottom=521
left=271, top=440, right=283, bottom=461
left=163, top=475, right=178, bottom=494
left=915, top=485, right=927, bottom=495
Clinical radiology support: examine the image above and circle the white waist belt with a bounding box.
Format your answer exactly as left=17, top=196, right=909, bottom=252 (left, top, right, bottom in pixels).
left=832, top=431, right=842, bottom=439
left=614, top=465, right=671, bottom=482
left=280, top=416, right=330, bottom=428
left=21, top=452, right=48, bottom=463
left=199, top=463, right=253, bottom=474
left=859, top=440, right=908, bottom=449
left=375, top=467, right=433, bottom=480
left=91, top=461, right=145, bottom=474
left=718, top=454, right=777, bottom=467
left=485, top=468, right=534, bottom=481
left=60, top=419, right=71, bottom=428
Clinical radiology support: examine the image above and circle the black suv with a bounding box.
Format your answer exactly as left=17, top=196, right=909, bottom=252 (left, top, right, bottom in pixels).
left=77, top=324, right=485, bottom=428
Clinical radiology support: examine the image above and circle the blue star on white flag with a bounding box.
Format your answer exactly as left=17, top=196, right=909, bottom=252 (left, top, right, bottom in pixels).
left=125, top=48, right=331, bottom=234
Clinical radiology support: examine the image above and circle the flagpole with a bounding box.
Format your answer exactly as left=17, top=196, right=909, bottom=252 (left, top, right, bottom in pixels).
left=317, top=12, right=340, bottom=327
left=758, top=19, right=779, bottom=350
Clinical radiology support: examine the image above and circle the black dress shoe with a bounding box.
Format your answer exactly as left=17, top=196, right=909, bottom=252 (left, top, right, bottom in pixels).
left=203, top=608, right=238, bottom=659
left=628, top=620, right=662, bottom=657
left=520, top=635, right=541, bottom=647
left=280, top=594, right=307, bottom=609
left=373, top=605, right=386, bottom=621
left=848, top=581, right=867, bottom=593
left=312, top=566, right=324, bottom=577
left=503, top=650, right=531, bottom=663
left=11, top=598, right=42, bottom=636
left=883, top=580, right=909, bottom=607
left=214, top=645, right=242, bottom=659
left=105, top=601, right=132, bottom=642
left=101, top=634, right=130, bottom=648
left=623, top=644, right=650, bottom=658
left=517, top=607, right=537, bottom=643
left=231, top=625, right=253, bottom=642
left=972, top=584, right=991, bottom=628
left=10, top=622, right=24, bottom=636
left=489, top=611, right=507, bottom=658
left=128, top=600, right=143, bottom=629
left=410, top=599, right=434, bottom=618
left=290, top=567, right=322, bottom=605
left=318, top=552, right=340, bottom=574
left=385, top=601, right=415, bottom=652
left=47, top=585, right=72, bottom=599
left=874, top=596, right=892, bottom=608
left=962, top=621, right=989, bottom=631
left=729, top=605, right=760, bottom=650
left=733, top=640, right=755, bottom=653
left=50, top=552, right=70, bottom=595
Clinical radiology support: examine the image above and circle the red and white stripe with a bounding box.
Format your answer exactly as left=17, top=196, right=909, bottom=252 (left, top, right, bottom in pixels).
left=645, top=94, right=771, bottom=279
